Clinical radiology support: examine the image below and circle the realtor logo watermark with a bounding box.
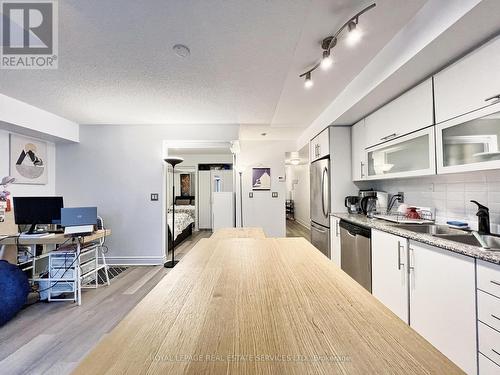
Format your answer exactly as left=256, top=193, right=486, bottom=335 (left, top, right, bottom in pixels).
left=1, top=0, right=58, bottom=69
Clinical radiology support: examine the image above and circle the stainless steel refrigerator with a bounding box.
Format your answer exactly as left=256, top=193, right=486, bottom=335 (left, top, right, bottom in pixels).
left=310, top=157, right=330, bottom=258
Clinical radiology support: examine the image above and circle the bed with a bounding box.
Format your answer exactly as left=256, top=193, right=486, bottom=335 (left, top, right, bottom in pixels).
left=167, top=196, right=195, bottom=248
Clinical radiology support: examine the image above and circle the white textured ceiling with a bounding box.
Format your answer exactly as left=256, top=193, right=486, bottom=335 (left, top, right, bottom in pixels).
left=0, top=0, right=425, bottom=127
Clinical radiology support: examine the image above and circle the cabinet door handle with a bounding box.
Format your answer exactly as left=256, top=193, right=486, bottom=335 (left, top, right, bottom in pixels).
left=492, top=349, right=500, bottom=357
left=380, top=133, right=397, bottom=141
left=485, top=94, right=500, bottom=102
left=408, top=247, right=415, bottom=271
left=491, top=280, right=500, bottom=287
left=360, top=161, right=365, bottom=178
left=397, top=241, right=404, bottom=270
left=491, top=314, right=500, bottom=321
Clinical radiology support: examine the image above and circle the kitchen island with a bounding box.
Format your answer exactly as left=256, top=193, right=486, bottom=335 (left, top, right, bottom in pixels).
left=73, top=235, right=462, bottom=374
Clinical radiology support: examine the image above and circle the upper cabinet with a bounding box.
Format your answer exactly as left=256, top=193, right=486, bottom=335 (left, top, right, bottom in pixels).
left=434, top=36, right=500, bottom=123
left=310, top=127, right=330, bottom=162
left=366, top=127, right=436, bottom=180
left=436, top=102, right=500, bottom=174
left=351, top=119, right=367, bottom=181
left=365, top=79, right=434, bottom=148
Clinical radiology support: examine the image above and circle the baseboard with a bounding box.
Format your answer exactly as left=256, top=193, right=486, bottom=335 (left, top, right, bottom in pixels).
left=105, top=255, right=166, bottom=266
left=295, top=219, right=310, bottom=229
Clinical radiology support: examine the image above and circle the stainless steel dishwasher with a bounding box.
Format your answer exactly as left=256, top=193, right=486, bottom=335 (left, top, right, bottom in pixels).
left=339, top=220, right=372, bottom=292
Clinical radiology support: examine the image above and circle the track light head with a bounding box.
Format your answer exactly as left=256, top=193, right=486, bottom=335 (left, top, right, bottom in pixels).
left=321, top=49, right=333, bottom=70
left=304, top=72, right=313, bottom=89
left=346, top=19, right=362, bottom=46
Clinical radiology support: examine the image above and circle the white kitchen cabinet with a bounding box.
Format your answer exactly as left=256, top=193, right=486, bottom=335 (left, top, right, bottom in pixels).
left=371, top=230, right=408, bottom=323
left=436, top=103, right=500, bottom=174
left=330, top=216, right=341, bottom=267
left=351, top=119, right=367, bottom=181
left=366, top=127, right=436, bottom=180
left=408, top=242, right=477, bottom=375
left=365, top=79, right=433, bottom=148
left=479, top=353, right=500, bottom=375
left=434, top=36, right=500, bottom=123
left=310, top=128, right=330, bottom=162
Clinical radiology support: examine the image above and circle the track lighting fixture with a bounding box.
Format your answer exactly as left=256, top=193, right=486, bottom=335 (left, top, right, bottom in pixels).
left=346, top=19, right=362, bottom=46
left=320, top=49, right=333, bottom=70
left=304, top=72, right=313, bottom=89
left=299, top=3, right=376, bottom=89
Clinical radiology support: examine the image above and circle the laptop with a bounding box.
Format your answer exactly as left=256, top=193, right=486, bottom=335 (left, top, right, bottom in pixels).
left=61, top=207, right=97, bottom=235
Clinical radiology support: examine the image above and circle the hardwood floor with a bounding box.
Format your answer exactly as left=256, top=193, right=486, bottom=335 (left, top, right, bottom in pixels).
left=0, top=230, right=211, bottom=375
left=286, top=219, right=310, bottom=241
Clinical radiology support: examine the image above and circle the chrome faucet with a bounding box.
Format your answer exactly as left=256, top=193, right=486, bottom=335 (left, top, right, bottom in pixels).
left=471, top=200, right=490, bottom=235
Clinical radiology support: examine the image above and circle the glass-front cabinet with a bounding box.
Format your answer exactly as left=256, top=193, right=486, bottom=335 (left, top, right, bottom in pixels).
left=366, top=127, right=436, bottom=179
left=437, top=103, right=500, bottom=174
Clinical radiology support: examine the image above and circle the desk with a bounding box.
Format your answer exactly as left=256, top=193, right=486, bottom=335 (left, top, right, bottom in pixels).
left=210, top=227, right=266, bottom=239
left=0, top=230, right=111, bottom=305
left=74, top=237, right=462, bottom=374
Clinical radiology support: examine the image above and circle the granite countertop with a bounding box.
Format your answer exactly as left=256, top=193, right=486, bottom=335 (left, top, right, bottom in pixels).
left=332, top=213, right=500, bottom=265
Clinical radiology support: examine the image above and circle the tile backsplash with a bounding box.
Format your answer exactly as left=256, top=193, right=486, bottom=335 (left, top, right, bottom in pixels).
left=355, top=169, right=500, bottom=233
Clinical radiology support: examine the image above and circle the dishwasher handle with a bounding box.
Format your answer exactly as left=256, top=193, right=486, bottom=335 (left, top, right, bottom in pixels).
left=339, top=220, right=371, bottom=238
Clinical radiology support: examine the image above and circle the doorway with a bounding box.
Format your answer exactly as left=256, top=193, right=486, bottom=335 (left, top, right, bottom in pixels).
left=162, top=141, right=236, bottom=259
left=285, top=144, right=310, bottom=242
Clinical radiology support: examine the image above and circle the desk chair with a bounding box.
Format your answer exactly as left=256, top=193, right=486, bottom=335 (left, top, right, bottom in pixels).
left=97, top=216, right=110, bottom=286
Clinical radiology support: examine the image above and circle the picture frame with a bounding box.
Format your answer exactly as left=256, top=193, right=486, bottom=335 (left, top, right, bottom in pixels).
left=252, top=167, right=271, bottom=191
left=10, top=134, right=48, bottom=185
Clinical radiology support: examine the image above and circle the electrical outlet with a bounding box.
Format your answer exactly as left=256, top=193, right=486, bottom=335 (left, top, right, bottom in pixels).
left=272, top=192, right=278, bottom=198
left=249, top=192, right=253, bottom=198
left=151, top=193, right=159, bottom=201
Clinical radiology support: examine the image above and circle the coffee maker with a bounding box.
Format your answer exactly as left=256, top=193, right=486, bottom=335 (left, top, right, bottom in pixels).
left=344, top=196, right=360, bottom=214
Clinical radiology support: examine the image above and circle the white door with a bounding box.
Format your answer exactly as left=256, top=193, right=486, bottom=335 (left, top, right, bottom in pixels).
left=212, top=192, right=234, bottom=230
left=198, top=170, right=212, bottom=229
left=330, top=217, right=341, bottom=267
left=409, top=242, right=477, bottom=375
left=351, top=119, right=366, bottom=181
left=371, top=230, right=408, bottom=323
left=434, top=36, right=500, bottom=123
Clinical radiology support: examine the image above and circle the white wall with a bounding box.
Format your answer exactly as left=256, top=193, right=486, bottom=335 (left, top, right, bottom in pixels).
left=357, top=169, right=500, bottom=233
left=236, top=140, right=294, bottom=237
left=0, top=129, right=56, bottom=197
left=285, top=163, right=310, bottom=228
left=56, top=124, right=239, bottom=265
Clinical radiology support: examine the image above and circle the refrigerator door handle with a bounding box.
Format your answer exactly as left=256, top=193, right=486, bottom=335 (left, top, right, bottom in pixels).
left=321, top=166, right=329, bottom=217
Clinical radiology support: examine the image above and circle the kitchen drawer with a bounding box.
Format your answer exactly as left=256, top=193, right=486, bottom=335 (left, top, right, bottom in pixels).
left=478, top=290, right=500, bottom=333
left=478, top=260, right=500, bottom=299
left=479, top=353, right=500, bottom=375
left=478, top=322, right=500, bottom=366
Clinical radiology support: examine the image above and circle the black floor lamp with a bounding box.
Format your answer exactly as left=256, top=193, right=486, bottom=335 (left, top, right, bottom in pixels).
left=164, top=156, right=184, bottom=268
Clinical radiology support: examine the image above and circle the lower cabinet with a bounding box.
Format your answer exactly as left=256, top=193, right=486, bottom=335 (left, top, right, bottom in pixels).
left=371, top=231, right=477, bottom=375
left=371, top=230, right=408, bottom=323
left=408, top=242, right=477, bottom=375
left=330, top=217, right=341, bottom=267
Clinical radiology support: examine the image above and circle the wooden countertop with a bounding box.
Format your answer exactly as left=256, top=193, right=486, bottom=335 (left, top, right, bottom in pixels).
left=210, top=227, right=266, bottom=239
left=73, top=237, right=462, bottom=374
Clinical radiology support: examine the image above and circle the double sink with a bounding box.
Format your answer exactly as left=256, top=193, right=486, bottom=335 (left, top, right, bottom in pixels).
left=394, top=224, right=500, bottom=251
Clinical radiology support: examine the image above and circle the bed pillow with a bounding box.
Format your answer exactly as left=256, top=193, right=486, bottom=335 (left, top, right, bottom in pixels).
left=176, top=199, right=191, bottom=205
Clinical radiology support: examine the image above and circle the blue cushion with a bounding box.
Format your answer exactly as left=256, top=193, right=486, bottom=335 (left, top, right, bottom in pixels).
left=0, top=260, right=30, bottom=326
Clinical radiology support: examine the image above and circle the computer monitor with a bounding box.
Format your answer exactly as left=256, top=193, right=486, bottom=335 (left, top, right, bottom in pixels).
left=13, top=196, right=64, bottom=234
